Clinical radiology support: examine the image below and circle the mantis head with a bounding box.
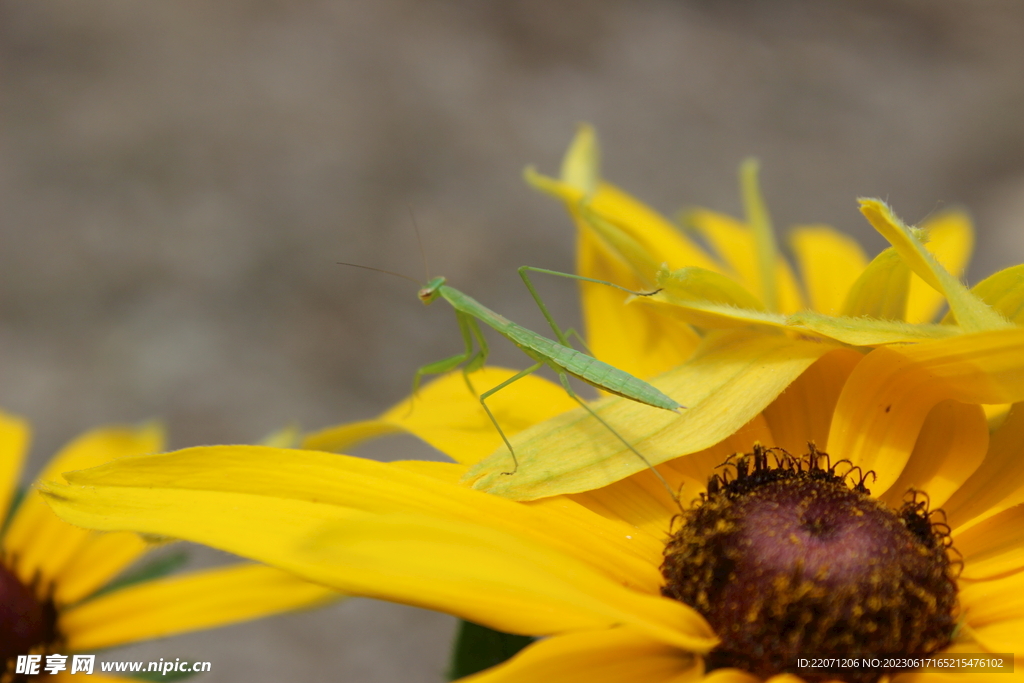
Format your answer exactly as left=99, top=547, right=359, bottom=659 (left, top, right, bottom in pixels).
left=417, top=276, right=447, bottom=304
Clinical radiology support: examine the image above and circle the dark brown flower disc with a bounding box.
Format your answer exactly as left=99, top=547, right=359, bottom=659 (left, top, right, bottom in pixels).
left=661, top=446, right=958, bottom=683
left=1, top=559, right=59, bottom=681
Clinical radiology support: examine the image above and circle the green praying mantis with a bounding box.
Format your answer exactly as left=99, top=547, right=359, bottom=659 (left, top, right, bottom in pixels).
left=411, top=265, right=684, bottom=489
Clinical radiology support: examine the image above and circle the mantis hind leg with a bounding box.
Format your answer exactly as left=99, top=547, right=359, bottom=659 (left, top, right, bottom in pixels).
left=478, top=362, right=544, bottom=475
left=556, top=372, right=679, bottom=505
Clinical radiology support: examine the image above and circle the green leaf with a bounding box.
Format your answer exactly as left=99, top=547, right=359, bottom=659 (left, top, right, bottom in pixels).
left=447, top=620, right=534, bottom=680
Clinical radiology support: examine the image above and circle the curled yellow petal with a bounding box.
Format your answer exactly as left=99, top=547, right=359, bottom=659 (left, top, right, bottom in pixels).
left=829, top=329, right=1024, bottom=496
left=907, top=209, right=975, bottom=324
left=840, top=247, right=911, bottom=320
left=877, top=400, right=988, bottom=510
left=466, top=330, right=833, bottom=500
left=47, top=446, right=663, bottom=593
left=859, top=199, right=1007, bottom=332
left=944, top=403, right=1024, bottom=529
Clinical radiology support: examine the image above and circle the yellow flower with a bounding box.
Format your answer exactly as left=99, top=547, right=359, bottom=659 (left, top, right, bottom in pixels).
left=36, top=128, right=1024, bottom=682
left=0, top=412, right=337, bottom=682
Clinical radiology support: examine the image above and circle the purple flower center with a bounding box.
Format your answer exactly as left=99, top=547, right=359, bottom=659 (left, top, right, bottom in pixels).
left=661, top=447, right=958, bottom=683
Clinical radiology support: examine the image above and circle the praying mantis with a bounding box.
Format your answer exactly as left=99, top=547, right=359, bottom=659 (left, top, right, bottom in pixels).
left=412, top=266, right=683, bottom=485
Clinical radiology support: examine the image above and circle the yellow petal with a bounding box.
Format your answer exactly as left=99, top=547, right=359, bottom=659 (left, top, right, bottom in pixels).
left=859, top=199, right=1007, bottom=332
left=907, top=209, right=975, bottom=324
left=578, top=227, right=701, bottom=380
left=458, top=628, right=702, bottom=683
left=840, top=248, right=911, bottom=320
left=789, top=225, right=868, bottom=315
left=3, top=423, right=163, bottom=587
left=571, top=414, right=774, bottom=540
left=633, top=294, right=788, bottom=332
left=657, top=266, right=767, bottom=311
left=306, top=514, right=716, bottom=650
left=942, top=403, right=1024, bottom=530
left=0, top=409, right=30, bottom=525
left=786, top=311, right=960, bottom=346
left=390, top=459, right=468, bottom=484
left=877, top=400, right=988, bottom=510
left=946, top=263, right=1024, bottom=325
left=51, top=531, right=149, bottom=606
left=684, top=208, right=804, bottom=314
left=47, top=446, right=664, bottom=593
left=969, top=619, right=1024, bottom=656
left=761, top=349, right=863, bottom=456
left=466, top=329, right=833, bottom=500
left=955, top=503, right=1024, bottom=580
left=524, top=169, right=720, bottom=279
left=740, top=158, right=782, bottom=313
left=958, top=571, right=1024, bottom=627
left=663, top=414, right=775, bottom=501
left=901, top=328, right=1024, bottom=403
left=641, top=294, right=958, bottom=345
left=684, top=209, right=758, bottom=291
left=701, top=670, right=761, bottom=683
left=567, top=469, right=682, bottom=541
left=895, top=671, right=1024, bottom=683
left=43, top=477, right=715, bottom=650
left=559, top=123, right=600, bottom=196
left=304, top=368, right=575, bottom=464
left=61, top=563, right=338, bottom=651
left=828, top=329, right=1024, bottom=497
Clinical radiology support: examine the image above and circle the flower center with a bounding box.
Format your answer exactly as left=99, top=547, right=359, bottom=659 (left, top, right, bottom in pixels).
left=661, top=446, right=958, bottom=683
left=0, top=558, right=60, bottom=681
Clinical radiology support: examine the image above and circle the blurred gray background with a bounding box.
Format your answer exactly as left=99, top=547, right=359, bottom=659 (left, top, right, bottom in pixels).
left=3, top=1, right=1024, bottom=681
